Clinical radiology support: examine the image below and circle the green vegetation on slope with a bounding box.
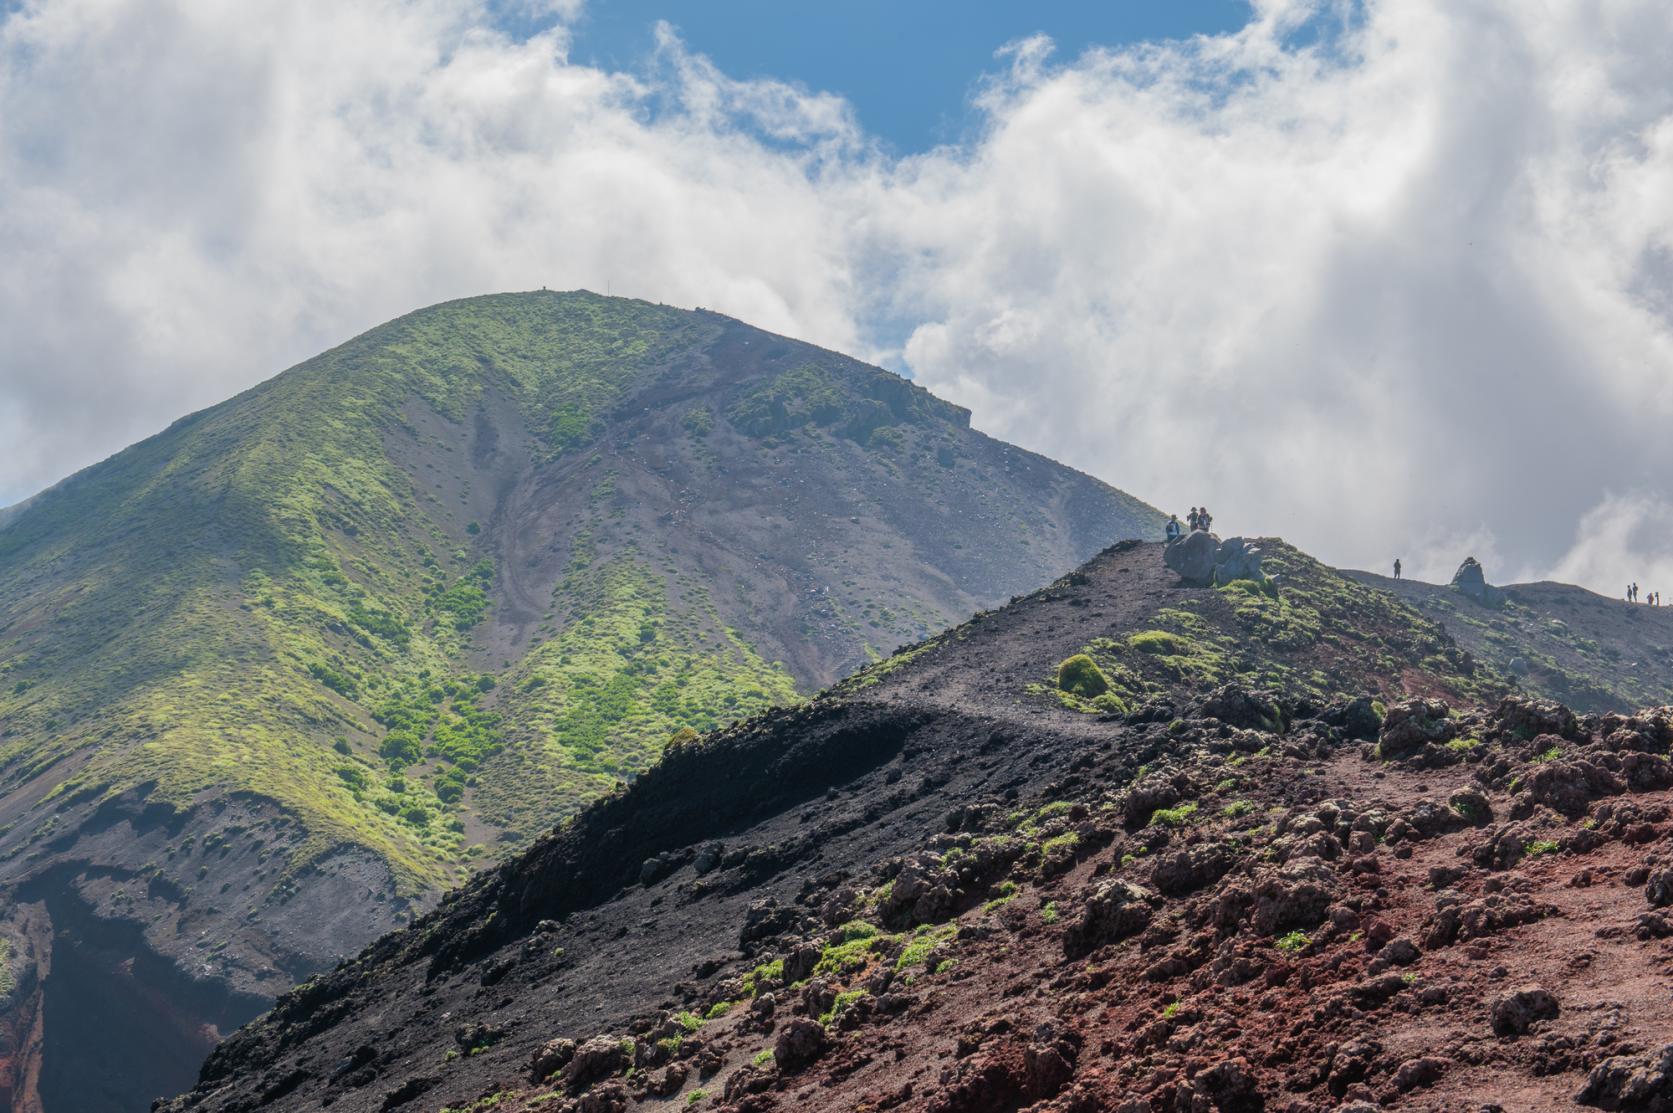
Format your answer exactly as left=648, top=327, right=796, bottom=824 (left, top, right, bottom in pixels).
left=475, top=552, right=798, bottom=837
left=0, top=293, right=721, bottom=894
left=1024, top=540, right=1504, bottom=718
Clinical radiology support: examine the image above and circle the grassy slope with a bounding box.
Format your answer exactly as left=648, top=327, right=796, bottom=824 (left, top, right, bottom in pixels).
left=841, top=539, right=1506, bottom=716
left=1347, top=570, right=1673, bottom=713
left=0, top=294, right=790, bottom=894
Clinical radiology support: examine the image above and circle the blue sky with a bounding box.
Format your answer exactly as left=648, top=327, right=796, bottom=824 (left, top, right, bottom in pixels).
left=559, top=1, right=1251, bottom=153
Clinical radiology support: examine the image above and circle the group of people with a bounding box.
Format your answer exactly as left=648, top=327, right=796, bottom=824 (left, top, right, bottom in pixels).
left=1164, top=506, right=1214, bottom=542
left=1628, top=583, right=1661, bottom=606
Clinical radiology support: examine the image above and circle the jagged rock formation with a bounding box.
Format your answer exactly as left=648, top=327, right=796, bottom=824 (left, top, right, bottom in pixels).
left=0, top=291, right=1165, bottom=1111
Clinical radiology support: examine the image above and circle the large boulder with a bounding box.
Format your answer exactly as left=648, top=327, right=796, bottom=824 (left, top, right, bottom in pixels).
left=1195, top=684, right=1282, bottom=731
left=1491, top=986, right=1560, bottom=1036
left=1451, top=557, right=1506, bottom=607
left=1378, top=699, right=1457, bottom=759
left=1250, top=859, right=1338, bottom=934
left=1165, top=530, right=1219, bottom=584
left=564, top=1035, right=630, bottom=1093
left=1212, top=537, right=1268, bottom=586
left=1527, top=758, right=1624, bottom=817
left=1064, top=880, right=1158, bottom=957
left=773, top=1018, right=829, bottom=1073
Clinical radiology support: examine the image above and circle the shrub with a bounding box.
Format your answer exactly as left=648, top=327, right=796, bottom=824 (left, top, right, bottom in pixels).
left=1274, top=930, right=1310, bottom=954
left=1129, top=630, right=1187, bottom=656
left=1056, top=654, right=1109, bottom=698
left=308, top=661, right=359, bottom=699
left=378, top=731, right=422, bottom=768
left=1149, top=802, right=1198, bottom=827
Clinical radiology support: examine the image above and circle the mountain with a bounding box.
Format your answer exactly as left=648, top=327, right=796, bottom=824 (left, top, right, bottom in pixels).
left=0, top=292, right=1164, bottom=1111
left=159, top=538, right=1673, bottom=1113
left=1347, top=567, right=1673, bottom=713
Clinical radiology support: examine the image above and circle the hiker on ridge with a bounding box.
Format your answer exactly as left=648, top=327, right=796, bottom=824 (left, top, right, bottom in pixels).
left=1394, top=558, right=1402, bottom=580
left=1199, top=507, right=1213, bottom=533
left=1187, top=507, right=1201, bottom=532
left=1165, top=515, right=1182, bottom=543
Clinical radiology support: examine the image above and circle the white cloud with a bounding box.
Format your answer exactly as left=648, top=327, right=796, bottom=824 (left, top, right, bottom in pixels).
left=2, top=0, right=1672, bottom=598
left=1548, top=494, right=1673, bottom=601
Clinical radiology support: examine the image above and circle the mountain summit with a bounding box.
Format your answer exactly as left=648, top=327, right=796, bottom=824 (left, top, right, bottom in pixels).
left=0, top=291, right=1162, bottom=1109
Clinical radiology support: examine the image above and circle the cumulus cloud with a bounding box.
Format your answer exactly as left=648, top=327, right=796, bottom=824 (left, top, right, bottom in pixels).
left=2, top=0, right=1672, bottom=597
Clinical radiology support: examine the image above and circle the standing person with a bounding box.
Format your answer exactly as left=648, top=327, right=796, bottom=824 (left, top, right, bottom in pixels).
left=1394, top=558, right=1402, bottom=580
left=1165, top=514, right=1182, bottom=543
left=1188, top=507, right=1201, bottom=532
left=1200, top=507, right=1213, bottom=533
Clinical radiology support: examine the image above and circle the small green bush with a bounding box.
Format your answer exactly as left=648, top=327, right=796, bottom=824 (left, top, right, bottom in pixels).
left=1149, top=802, right=1198, bottom=827
left=1056, top=654, right=1108, bottom=697
left=1274, top=930, right=1309, bottom=954
left=1129, top=630, right=1187, bottom=656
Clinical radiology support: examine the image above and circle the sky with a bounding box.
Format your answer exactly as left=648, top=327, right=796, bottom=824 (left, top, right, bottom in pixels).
left=2, top=0, right=1672, bottom=597
left=561, top=1, right=1251, bottom=153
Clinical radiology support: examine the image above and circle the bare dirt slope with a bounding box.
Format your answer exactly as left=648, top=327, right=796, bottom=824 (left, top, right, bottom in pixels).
left=160, top=542, right=1673, bottom=1113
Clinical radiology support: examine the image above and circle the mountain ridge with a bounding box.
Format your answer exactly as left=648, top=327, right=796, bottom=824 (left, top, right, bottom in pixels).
left=159, top=539, right=1673, bottom=1113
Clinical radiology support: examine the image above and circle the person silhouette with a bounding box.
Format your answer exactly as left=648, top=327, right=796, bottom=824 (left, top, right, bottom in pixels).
left=1165, top=514, right=1182, bottom=543
left=1393, top=558, right=1402, bottom=581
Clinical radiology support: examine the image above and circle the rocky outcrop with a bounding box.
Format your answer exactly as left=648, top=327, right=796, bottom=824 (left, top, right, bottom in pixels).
left=1579, top=1043, right=1673, bottom=1110
left=1163, top=534, right=1269, bottom=588
left=1452, top=556, right=1506, bottom=606
left=1064, top=881, right=1158, bottom=957
left=1490, top=986, right=1559, bottom=1036
left=1211, top=536, right=1267, bottom=586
